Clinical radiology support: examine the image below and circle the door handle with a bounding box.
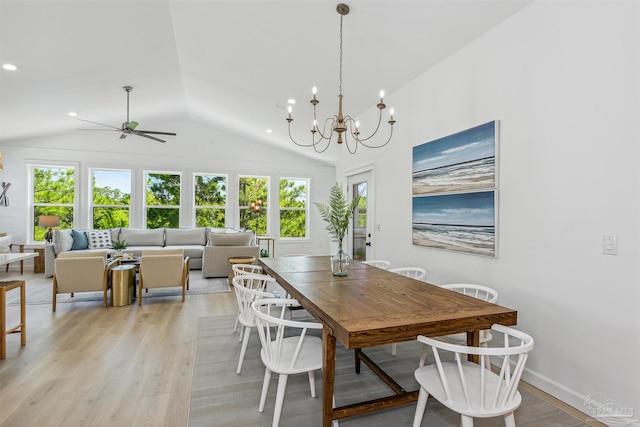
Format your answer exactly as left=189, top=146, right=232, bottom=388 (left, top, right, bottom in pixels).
left=365, top=242, right=371, bottom=247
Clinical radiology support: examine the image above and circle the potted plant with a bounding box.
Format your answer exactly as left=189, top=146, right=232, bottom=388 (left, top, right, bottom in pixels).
left=315, top=182, right=361, bottom=276
left=111, top=238, right=128, bottom=257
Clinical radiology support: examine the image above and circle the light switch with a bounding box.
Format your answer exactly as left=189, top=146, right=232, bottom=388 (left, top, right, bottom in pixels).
left=602, top=235, right=617, bottom=255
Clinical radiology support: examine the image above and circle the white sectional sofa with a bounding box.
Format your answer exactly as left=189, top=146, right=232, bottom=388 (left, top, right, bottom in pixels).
left=44, top=227, right=259, bottom=278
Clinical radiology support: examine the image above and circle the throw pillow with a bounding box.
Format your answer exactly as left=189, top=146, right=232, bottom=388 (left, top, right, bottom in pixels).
left=0, top=235, right=11, bottom=253
left=53, top=230, right=74, bottom=254
left=71, top=229, right=89, bottom=250
left=208, top=231, right=253, bottom=246
left=87, top=230, right=113, bottom=249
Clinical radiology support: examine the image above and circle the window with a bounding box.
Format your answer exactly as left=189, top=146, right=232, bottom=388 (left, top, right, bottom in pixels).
left=194, top=173, right=227, bottom=228
left=238, top=176, right=268, bottom=234
left=279, top=178, right=308, bottom=238
left=31, top=166, right=75, bottom=241
left=145, top=171, right=181, bottom=228
left=91, top=169, right=131, bottom=229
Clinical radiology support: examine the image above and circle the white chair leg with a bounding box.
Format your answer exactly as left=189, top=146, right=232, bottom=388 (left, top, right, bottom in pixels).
left=412, top=387, right=429, bottom=427
left=418, top=346, right=429, bottom=368
left=233, top=312, right=239, bottom=333
left=461, top=414, right=474, bottom=427
left=272, top=374, right=289, bottom=427
left=308, top=370, right=316, bottom=398
left=259, top=368, right=272, bottom=412
left=391, top=342, right=397, bottom=356
left=504, top=412, right=516, bottom=427
left=236, top=326, right=251, bottom=374
left=238, top=322, right=244, bottom=342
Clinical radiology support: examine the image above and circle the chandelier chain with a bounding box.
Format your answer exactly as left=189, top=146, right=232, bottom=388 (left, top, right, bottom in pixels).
left=339, top=15, right=343, bottom=96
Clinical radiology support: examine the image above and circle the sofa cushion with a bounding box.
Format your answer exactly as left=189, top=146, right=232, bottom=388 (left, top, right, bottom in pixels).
left=164, top=245, right=204, bottom=260
left=165, top=227, right=207, bottom=246
left=120, top=228, right=164, bottom=247
left=71, top=230, right=89, bottom=250
left=0, top=235, right=11, bottom=253
left=208, top=231, right=254, bottom=246
left=87, top=230, right=113, bottom=249
left=53, top=229, right=74, bottom=254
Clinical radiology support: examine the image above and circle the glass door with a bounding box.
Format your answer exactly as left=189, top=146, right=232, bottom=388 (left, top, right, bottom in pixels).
left=347, top=170, right=373, bottom=261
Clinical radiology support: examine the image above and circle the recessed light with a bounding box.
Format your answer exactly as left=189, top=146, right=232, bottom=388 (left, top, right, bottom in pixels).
left=2, top=64, right=18, bottom=71
left=287, top=99, right=296, bottom=104
left=266, top=129, right=273, bottom=133
left=68, top=112, right=78, bottom=117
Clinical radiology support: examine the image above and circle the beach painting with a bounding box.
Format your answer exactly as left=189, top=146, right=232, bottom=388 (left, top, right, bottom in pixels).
left=413, top=121, right=498, bottom=195
left=412, top=191, right=496, bottom=257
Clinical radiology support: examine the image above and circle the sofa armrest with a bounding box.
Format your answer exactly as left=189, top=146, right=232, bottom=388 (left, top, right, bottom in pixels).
left=202, top=245, right=259, bottom=278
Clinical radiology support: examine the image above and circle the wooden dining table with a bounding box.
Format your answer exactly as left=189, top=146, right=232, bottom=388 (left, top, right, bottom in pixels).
left=259, top=256, right=518, bottom=427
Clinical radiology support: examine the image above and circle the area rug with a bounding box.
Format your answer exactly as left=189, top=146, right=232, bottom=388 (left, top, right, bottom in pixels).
left=6, top=272, right=229, bottom=305
left=189, top=315, right=589, bottom=427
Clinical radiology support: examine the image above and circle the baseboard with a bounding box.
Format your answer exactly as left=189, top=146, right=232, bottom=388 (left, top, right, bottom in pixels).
left=522, top=368, right=639, bottom=427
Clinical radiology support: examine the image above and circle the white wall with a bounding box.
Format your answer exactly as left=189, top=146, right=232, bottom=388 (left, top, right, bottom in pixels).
left=0, top=118, right=336, bottom=256
left=338, top=0, right=640, bottom=421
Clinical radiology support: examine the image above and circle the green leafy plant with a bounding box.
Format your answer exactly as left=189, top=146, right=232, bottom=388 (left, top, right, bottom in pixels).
left=111, top=238, right=128, bottom=250
left=315, top=182, right=361, bottom=245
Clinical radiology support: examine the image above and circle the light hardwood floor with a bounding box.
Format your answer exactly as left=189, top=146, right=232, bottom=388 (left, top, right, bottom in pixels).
left=0, top=270, right=602, bottom=427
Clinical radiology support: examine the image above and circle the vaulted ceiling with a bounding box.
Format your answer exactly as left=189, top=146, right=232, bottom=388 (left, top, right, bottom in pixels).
left=0, top=0, right=532, bottom=162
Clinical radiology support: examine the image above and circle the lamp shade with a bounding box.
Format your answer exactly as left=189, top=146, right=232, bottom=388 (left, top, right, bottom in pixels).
left=38, top=215, right=60, bottom=228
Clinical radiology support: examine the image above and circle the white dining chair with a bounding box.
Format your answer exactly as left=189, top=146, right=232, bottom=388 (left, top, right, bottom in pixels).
left=361, top=260, right=391, bottom=269
left=389, top=267, right=426, bottom=280
left=251, top=298, right=325, bottom=427
left=388, top=266, right=427, bottom=355
left=231, top=275, right=276, bottom=374
left=230, top=267, right=275, bottom=333
left=419, top=283, right=499, bottom=367
left=412, top=324, right=534, bottom=427
left=231, top=272, right=280, bottom=336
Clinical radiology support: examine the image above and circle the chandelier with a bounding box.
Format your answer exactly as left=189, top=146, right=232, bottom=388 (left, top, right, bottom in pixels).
left=286, top=3, right=395, bottom=154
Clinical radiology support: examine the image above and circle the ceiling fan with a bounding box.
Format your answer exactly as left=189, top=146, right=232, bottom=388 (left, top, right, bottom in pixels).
left=77, top=86, right=176, bottom=143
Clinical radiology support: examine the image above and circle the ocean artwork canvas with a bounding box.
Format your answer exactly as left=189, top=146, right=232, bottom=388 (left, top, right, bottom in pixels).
left=412, top=191, right=496, bottom=257
left=413, top=121, right=498, bottom=195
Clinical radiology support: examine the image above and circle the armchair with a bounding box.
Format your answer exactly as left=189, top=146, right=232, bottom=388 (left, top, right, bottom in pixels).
left=138, top=251, right=189, bottom=305
left=52, top=250, right=116, bottom=311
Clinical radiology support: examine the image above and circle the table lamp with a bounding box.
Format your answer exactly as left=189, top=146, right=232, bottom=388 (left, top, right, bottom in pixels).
left=38, top=215, right=60, bottom=244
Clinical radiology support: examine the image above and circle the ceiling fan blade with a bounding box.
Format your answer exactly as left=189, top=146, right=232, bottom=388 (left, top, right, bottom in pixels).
left=131, top=130, right=166, bottom=143
left=135, top=130, right=177, bottom=136
left=77, top=118, right=121, bottom=130
left=126, top=121, right=139, bottom=130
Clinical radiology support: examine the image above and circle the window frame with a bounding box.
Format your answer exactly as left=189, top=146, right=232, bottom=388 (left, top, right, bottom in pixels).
left=238, top=175, right=269, bottom=235
left=143, top=170, right=182, bottom=229
left=193, top=172, right=228, bottom=228
left=278, top=177, right=309, bottom=240
left=89, top=167, right=132, bottom=229
left=29, top=164, right=76, bottom=242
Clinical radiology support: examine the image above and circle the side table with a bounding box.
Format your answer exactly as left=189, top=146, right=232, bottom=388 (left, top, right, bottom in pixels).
left=0, top=280, right=26, bottom=359
left=256, top=235, right=275, bottom=257
left=111, top=265, right=136, bottom=306
left=228, top=255, right=256, bottom=285
left=33, top=248, right=45, bottom=274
